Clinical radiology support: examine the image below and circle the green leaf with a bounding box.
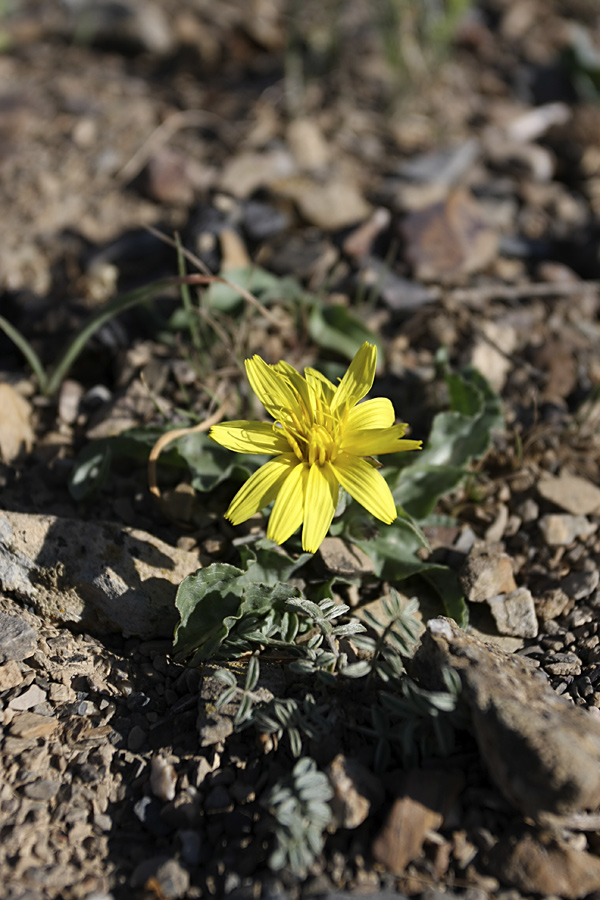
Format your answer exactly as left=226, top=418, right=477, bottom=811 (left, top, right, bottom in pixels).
left=203, top=266, right=304, bottom=312
left=69, top=442, right=113, bottom=501
left=238, top=540, right=312, bottom=584
left=387, top=367, right=503, bottom=521
left=178, top=432, right=262, bottom=492
left=351, top=517, right=466, bottom=623
left=420, top=567, right=468, bottom=627
left=173, top=561, right=305, bottom=662
left=445, top=372, right=483, bottom=416
left=351, top=517, right=430, bottom=582
left=173, top=564, right=246, bottom=661
left=69, top=426, right=200, bottom=501
left=308, top=304, right=382, bottom=361
left=392, top=464, right=468, bottom=520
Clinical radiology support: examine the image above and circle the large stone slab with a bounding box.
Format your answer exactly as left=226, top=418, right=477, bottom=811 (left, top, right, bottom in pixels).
left=0, top=510, right=201, bottom=639
left=413, top=617, right=600, bottom=822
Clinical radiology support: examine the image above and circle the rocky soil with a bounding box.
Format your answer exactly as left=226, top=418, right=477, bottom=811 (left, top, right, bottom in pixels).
left=2, top=1, right=600, bottom=899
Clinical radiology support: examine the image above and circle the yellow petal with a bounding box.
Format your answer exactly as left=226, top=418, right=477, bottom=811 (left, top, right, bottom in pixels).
left=226, top=454, right=298, bottom=525
left=333, top=454, right=397, bottom=523
left=267, top=461, right=308, bottom=545
left=331, top=342, right=377, bottom=415
left=346, top=397, right=395, bottom=430
left=210, top=420, right=290, bottom=455
left=341, top=424, right=422, bottom=457
left=302, top=462, right=339, bottom=553
left=245, top=356, right=298, bottom=419
left=304, top=368, right=336, bottom=406
left=272, top=361, right=312, bottom=420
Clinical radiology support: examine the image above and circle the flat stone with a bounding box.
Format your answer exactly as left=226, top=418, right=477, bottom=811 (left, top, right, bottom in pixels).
left=413, top=618, right=600, bottom=821
left=8, top=684, right=47, bottom=711
left=487, top=588, right=538, bottom=638
left=459, top=544, right=517, bottom=604
left=539, top=514, right=597, bottom=546
left=9, top=711, right=58, bottom=739
left=544, top=652, right=582, bottom=677
left=538, top=472, right=600, bottom=515
left=0, top=510, right=201, bottom=638
left=0, top=612, right=37, bottom=663
left=23, top=779, right=60, bottom=801
left=319, top=538, right=375, bottom=579
left=487, top=827, right=600, bottom=898
left=561, top=568, right=599, bottom=601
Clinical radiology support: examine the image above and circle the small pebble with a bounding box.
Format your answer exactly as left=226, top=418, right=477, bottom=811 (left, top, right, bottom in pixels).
left=150, top=755, right=178, bottom=802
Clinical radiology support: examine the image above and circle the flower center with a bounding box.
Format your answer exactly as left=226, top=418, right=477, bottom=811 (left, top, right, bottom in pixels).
left=275, top=404, right=343, bottom=466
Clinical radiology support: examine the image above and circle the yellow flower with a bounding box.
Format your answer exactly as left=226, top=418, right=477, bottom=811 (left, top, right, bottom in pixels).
left=209, top=342, right=422, bottom=553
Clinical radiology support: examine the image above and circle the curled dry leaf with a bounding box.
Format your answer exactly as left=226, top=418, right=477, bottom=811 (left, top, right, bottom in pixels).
left=0, top=383, right=34, bottom=463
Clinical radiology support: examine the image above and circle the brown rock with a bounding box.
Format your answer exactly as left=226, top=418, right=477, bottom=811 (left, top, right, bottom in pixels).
left=319, top=538, right=375, bottom=579
left=535, top=587, right=571, bottom=620
left=459, top=544, right=517, bottom=604
left=488, top=828, right=600, bottom=898
left=272, top=175, right=372, bottom=230
left=0, top=659, right=24, bottom=691
left=372, top=768, right=463, bottom=874
left=9, top=711, right=57, bottom=739
left=326, top=754, right=384, bottom=830
left=413, top=618, right=600, bottom=821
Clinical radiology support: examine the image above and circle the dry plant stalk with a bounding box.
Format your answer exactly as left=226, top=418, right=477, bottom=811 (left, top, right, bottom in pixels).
left=147, top=406, right=227, bottom=501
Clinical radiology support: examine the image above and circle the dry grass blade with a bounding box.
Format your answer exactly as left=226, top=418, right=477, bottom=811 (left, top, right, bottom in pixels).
left=147, top=405, right=227, bottom=501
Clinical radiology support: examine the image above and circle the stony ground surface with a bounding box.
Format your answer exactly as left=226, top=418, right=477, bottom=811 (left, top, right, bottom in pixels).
left=2, top=1, right=600, bottom=898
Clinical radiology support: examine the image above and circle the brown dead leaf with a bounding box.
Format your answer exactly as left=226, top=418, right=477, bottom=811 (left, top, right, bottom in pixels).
left=372, top=768, right=463, bottom=874
left=0, top=383, right=34, bottom=462
left=401, top=188, right=498, bottom=282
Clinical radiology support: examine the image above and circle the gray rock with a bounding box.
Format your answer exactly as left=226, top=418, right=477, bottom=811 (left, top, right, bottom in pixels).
left=515, top=498, right=539, bottom=522
left=413, top=618, right=600, bottom=822
left=0, top=511, right=201, bottom=639
left=561, top=568, right=599, bottom=601
left=487, top=588, right=538, bottom=638
left=459, top=544, right=517, bottom=604
left=8, top=684, right=46, bottom=710
left=539, top=514, right=597, bottom=546
left=131, top=855, right=190, bottom=898
left=544, top=652, right=582, bottom=677
left=538, top=472, right=600, bottom=515
left=0, top=613, right=37, bottom=663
